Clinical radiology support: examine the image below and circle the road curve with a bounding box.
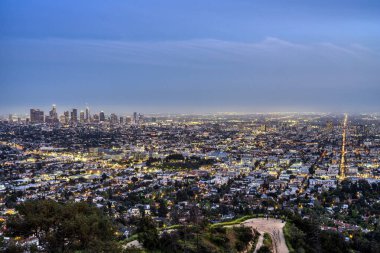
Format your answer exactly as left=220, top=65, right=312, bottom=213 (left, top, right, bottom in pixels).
left=242, top=218, right=289, bottom=253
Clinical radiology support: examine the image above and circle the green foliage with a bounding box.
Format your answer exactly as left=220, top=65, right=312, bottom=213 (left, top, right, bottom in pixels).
left=235, top=240, right=245, bottom=252
left=210, top=215, right=256, bottom=228
left=320, top=231, right=349, bottom=253
left=136, top=217, right=159, bottom=250
left=283, top=214, right=352, bottom=253
left=6, top=199, right=121, bottom=253
left=149, top=155, right=215, bottom=171
left=262, top=233, right=273, bottom=250
left=284, top=222, right=306, bottom=253
left=234, top=226, right=254, bottom=245
left=350, top=225, right=380, bottom=253
left=157, top=199, right=168, bottom=218
left=257, top=245, right=271, bottom=253
left=165, top=154, right=185, bottom=161
left=210, top=233, right=229, bottom=247
left=134, top=224, right=254, bottom=253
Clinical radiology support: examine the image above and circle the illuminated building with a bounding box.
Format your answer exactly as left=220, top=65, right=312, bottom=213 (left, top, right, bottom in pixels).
left=48, top=104, right=58, bottom=123
left=80, top=111, right=85, bottom=123
left=85, top=107, right=90, bottom=122
left=99, top=111, right=105, bottom=122
left=63, top=111, right=70, bottom=124
left=133, top=112, right=138, bottom=124
left=30, top=109, right=44, bottom=123
left=110, top=113, right=118, bottom=124
left=71, top=109, right=78, bottom=123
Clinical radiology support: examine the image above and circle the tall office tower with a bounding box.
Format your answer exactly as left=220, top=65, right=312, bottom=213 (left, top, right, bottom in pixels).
left=59, top=115, right=66, bottom=124
left=110, top=113, right=118, bottom=125
left=80, top=111, right=85, bottom=123
left=93, top=114, right=99, bottom=122
left=138, top=113, right=144, bottom=124
left=8, top=114, right=13, bottom=123
left=99, top=111, right=105, bottom=122
left=71, top=109, right=78, bottom=123
left=63, top=111, right=70, bottom=124
left=49, top=104, right=58, bottom=123
left=119, top=116, right=124, bottom=124
left=30, top=109, right=44, bottom=123
left=85, top=107, right=90, bottom=122
left=133, top=112, right=138, bottom=124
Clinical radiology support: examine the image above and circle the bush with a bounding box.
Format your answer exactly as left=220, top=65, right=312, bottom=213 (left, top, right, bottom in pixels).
left=257, top=245, right=271, bottom=253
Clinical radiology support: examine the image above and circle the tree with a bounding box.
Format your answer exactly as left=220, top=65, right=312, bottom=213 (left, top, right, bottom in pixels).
left=136, top=217, right=159, bottom=250
left=6, top=199, right=121, bottom=253
left=257, top=245, right=271, bottom=253
left=157, top=199, right=168, bottom=218
left=165, top=153, right=184, bottom=161
left=320, top=231, right=349, bottom=253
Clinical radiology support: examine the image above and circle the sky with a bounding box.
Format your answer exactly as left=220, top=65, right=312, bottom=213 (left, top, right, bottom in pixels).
left=1, top=0, right=380, bottom=114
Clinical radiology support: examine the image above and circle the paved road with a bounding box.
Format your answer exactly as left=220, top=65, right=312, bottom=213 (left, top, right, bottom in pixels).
left=242, top=218, right=288, bottom=253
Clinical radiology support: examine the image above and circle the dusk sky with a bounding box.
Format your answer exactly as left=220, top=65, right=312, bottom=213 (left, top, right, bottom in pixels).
left=1, top=0, right=380, bottom=114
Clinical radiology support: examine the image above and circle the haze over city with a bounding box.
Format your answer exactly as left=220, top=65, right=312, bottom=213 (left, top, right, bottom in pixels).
left=1, top=0, right=380, bottom=114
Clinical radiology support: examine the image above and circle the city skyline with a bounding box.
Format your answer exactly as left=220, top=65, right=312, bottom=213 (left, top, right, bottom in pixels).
left=3, top=103, right=380, bottom=121
left=1, top=0, right=380, bottom=113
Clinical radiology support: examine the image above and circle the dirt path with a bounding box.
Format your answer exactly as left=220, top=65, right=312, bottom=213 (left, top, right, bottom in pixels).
left=254, top=233, right=264, bottom=253
left=242, top=218, right=288, bottom=253
left=125, top=240, right=143, bottom=249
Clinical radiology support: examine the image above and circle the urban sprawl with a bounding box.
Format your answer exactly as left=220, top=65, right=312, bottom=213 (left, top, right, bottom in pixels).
left=1, top=105, right=380, bottom=252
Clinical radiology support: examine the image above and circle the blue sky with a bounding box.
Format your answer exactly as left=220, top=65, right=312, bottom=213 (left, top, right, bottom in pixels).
left=1, top=0, right=380, bottom=114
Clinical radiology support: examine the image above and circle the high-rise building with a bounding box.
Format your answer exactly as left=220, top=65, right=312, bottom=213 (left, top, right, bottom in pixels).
left=138, top=113, right=144, bottom=124
left=99, top=111, right=105, bottom=122
left=85, top=107, right=90, bottom=122
left=71, top=109, right=78, bottom=123
left=63, top=111, right=70, bottom=124
left=110, top=113, right=118, bottom=125
left=30, top=109, right=44, bottom=123
left=48, top=104, right=58, bottom=123
left=59, top=114, right=66, bottom=124
left=133, top=112, right=138, bottom=124
left=93, top=114, right=99, bottom=122
left=80, top=111, right=85, bottom=123
left=49, top=104, right=58, bottom=119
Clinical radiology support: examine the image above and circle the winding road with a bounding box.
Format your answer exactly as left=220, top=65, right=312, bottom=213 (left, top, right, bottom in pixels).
left=242, top=218, right=288, bottom=253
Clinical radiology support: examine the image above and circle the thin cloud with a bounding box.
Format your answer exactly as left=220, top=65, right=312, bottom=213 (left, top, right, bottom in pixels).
left=1, top=37, right=379, bottom=112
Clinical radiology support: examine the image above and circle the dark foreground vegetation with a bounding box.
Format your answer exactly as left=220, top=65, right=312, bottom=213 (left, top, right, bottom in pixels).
left=2, top=199, right=380, bottom=253
left=2, top=200, right=257, bottom=253
left=128, top=216, right=257, bottom=253
left=283, top=211, right=380, bottom=253
left=2, top=200, right=121, bottom=253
